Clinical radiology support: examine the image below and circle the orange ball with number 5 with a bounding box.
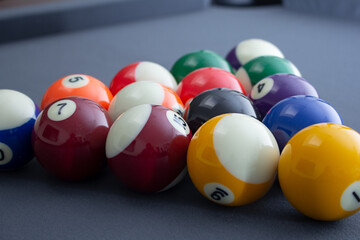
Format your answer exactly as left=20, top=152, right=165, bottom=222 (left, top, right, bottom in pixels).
left=41, top=74, right=113, bottom=110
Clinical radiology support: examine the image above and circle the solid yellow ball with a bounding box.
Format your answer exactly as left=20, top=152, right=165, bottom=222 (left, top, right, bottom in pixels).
left=279, top=123, right=360, bottom=221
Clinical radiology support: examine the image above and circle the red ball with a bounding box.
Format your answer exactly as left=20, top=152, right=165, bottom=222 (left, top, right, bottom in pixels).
left=109, top=61, right=177, bottom=96
left=106, top=104, right=192, bottom=193
left=32, top=97, right=112, bottom=181
left=175, top=67, right=246, bottom=105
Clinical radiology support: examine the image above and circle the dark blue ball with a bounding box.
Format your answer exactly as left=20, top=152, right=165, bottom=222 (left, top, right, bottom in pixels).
left=263, top=95, right=342, bottom=151
left=0, top=90, right=40, bottom=170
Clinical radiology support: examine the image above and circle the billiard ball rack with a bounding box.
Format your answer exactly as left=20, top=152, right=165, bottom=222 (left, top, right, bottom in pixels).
left=1, top=38, right=359, bottom=222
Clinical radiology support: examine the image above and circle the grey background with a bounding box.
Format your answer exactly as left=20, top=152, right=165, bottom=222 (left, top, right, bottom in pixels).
left=283, top=0, right=360, bottom=21
left=0, top=0, right=210, bottom=43
left=0, top=2, right=360, bottom=240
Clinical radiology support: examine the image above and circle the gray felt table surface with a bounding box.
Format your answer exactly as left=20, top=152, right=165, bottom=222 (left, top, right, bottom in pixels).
left=0, top=4, right=360, bottom=240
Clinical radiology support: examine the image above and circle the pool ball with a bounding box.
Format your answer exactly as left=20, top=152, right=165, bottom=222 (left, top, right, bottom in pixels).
left=226, top=38, right=284, bottom=71
left=106, top=104, right=192, bottom=193
left=263, top=95, right=343, bottom=151
left=171, top=50, right=234, bottom=83
left=249, top=74, right=318, bottom=119
left=279, top=123, right=360, bottom=221
left=109, top=61, right=177, bottom=95
left=0, top=89, right=40, bottom=170
left=236, top=56, right=301, bottom=94
left=108, top=81, right=184, bottom=121
left=187, top=113, right=279, bottom=206
left=32, top=97, right=112, bottom=181
left=185, top=88, right=260, bottom=134
left=176, top=67, right=245, bottom=105
left=41, top=74, right=113, bottom=110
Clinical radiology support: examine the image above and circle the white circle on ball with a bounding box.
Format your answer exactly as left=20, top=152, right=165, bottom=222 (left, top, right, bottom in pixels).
left=236, top=39, right=284, bottom=65
left=251, top=77, right=274, bottom=100
left=106, top=104, right=152, bottom=159
left=135, top=62, right=178, bottom=90
left=204, top=182, right=235, bottom=204
left=108, top=81, right=164, bottom=121
left=213, top=114, right=279, bottom=184
left=341, top=181, right=360, bottom=211
left=62, top=74, right=90, bottom=88
left=0, top=142, right=13, bottom=165
left=0, top=89, right=36, bottom=130
left=235, top=68, right=252, bottom=95
left=166, top=110, right=190, bottom=136
left=47, top=99, right=77, bottom=121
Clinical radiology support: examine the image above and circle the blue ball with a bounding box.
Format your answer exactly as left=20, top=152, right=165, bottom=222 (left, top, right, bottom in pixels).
left=263, top=95, right=343, bottom=151
left=0, top=89, right=40, bottom=170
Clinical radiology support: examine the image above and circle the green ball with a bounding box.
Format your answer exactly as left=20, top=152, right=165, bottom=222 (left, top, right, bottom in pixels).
left=171, top=50, right=234, bottom=83
left=235, top=56, right=301, bottom=95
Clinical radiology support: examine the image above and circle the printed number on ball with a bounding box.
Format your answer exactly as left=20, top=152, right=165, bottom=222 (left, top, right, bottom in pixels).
left=251, top=77, right=274, bottom=100
left=0, top=142, right=13, bottom=165
left=341, top=181, right=360, bottom=211
left=47, top=99, right=77, bottom=121
left=62, top=75, right=90, bottom=88
left=204, top=182, right=235, bottom=204
left=166, top=110, right=190, bottom=135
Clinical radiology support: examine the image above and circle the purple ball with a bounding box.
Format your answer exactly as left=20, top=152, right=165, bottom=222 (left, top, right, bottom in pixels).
left=225, top=39, right=284, bottom=72
left=249, top=73, right=318, bottom=119
left=225, top=47, right=241, bottom=71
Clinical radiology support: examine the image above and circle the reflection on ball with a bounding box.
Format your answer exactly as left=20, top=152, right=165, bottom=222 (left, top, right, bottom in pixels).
left=187, top=113, right=279, bottom=206
left=0, top=89, right=39, bottom=170
left=41, top=74, right=113, bottom=110
left=106, top=104, right=192, bottom=193
left=279, top=123, right=360, bottom=221
left=109, top=61, right=177, bottom=95
left=263, top=95, right=342, bottom=151
left=33, top=97, right=112, bottom=181
left=226, top=38, right=284, bottom=71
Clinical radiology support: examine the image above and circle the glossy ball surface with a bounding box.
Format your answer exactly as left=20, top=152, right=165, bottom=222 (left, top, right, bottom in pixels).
left=109, top=61, right=177, bottom=95
left=108, top=81, right=184, bottom=121
left=226, top=38, right=284, bottom=71
left=32, top=97, right=112, bottom=181
left=249, top=74, right=318, bottom=118
left=263, top=96, right=343, bottom=151
left=187, top=113, right=279, bottom=206
left=106, top=104, right=192, bottom=193
left=176, top=67, right=245, bottom=105
left=0, top=89, right=39, bottom=170
left=41, top=74, right=113, bottom=110
left=236, top=56, right=301, bottom=95
left=185, top=88, right=260, bottom=134
left=171, top=50, right=234, bottom=83
left=279, top=123, right=360, bottom=221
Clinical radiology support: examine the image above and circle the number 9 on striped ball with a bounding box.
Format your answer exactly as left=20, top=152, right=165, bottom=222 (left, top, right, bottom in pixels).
left=187, top=113, right=279, bottom=206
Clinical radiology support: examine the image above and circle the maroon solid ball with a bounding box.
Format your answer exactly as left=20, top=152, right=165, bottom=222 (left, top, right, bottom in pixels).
left=249, top=73, right=319, bottom=119
left=32, top=97, right=113, bottom=181
left=106, top=104, right=192, bottom=193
